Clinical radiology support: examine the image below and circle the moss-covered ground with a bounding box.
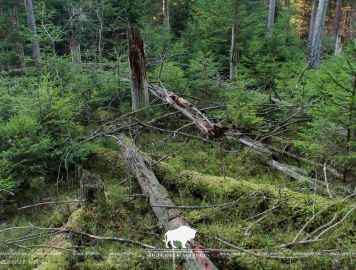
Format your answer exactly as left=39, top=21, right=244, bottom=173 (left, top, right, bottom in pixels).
left=1, top=131, right=356, bottom=269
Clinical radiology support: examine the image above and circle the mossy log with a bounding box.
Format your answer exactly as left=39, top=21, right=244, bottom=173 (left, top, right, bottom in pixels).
left=155, top=162, right=348, bottom=222
left=80, top=169, right=106, bottom=203
left=108, top=134, right=218, bottom=270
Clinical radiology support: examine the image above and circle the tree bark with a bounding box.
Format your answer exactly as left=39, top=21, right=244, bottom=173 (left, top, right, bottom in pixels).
left=109, top=135, right=218, bottom=270
left=333, top=0, right=342, bottom=37
left=230, top=0, right=238, bottom=80
left=24, top=0, right=40, bottom=62
left=310, top=0, right=329, bottom=69
left=11, top=8, right=25, bottom=68
left=308, top=0, right=318, bottom=43
left=267, top=0, right=276, bottom=35
left=127, top=26, right=149, bottom=110
left=334, top=30, right=343, bottom=55
left=70, top=38, right=82, bottom=65
left=149, top=85, right=223, bottom=137
left=79, top=169, right=105, bottom=204
left=163, top=0, right=170, bottom=28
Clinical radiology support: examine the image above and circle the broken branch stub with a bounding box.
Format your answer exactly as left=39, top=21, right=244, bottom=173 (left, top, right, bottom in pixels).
left=80, top=169, right=106, bottom=203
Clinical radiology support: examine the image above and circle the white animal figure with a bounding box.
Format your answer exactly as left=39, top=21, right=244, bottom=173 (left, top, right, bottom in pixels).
left=164, top=226, right=196, bottom=249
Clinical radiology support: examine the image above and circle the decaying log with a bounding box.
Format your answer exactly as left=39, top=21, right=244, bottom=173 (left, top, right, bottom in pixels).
left=237, top=137, right=273, bottom=157
left=267, top=160, right=315, bottom=186
left=149, top=84, right=225, bottom=137
left=108, top=135, right=218, bottom=270
left=80, top=169, right=106, bottom=203
left=265, top=144, right=342, bottom=179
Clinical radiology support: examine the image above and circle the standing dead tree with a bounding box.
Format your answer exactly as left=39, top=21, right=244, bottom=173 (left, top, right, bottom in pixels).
left=11, top=8, right=25, bottom=68
left=24, top=0, right=40, bottom=62
left=163, top=0, right=170, bottom=28
left=128, top=26, right=149, bottom=110
left=230, top=0, right=239, bottom=80
left=267, top=0, right=276, bottom=35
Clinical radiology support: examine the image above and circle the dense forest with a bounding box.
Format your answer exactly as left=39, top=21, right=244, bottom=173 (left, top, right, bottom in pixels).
left=0, top=0, right=356, bottom=269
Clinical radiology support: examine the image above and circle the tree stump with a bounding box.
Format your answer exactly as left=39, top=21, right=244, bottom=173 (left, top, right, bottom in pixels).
left=80, top=169, right=105, bottom=203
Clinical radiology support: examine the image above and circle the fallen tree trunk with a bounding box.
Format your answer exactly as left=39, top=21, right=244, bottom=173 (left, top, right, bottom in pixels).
left=108, top=134, right=218, bottom=270
left=265, top=144, right=342, bottom=179
left=148, top=86, right=339, bottom=196
left=149, top=84, right=225, bottom=137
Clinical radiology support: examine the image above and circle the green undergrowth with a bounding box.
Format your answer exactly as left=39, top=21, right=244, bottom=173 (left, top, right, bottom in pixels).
left=1, top=135, right=356, bottom=269
left=153, top=161, right=356, bottom=269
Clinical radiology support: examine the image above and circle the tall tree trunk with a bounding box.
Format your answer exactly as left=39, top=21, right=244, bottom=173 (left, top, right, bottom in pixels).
left=24, top=0, right=40, bottom=62
left=310, top=0, right=329, bottom=69
left=333, top=0, right=342, bottom=37
left=11, top=8, right=25, bottom=68
left=308, top=0, right=318, bottom=43
left=127, top=26, right=149, bottom=110
left=230, top=0, right=238, bottom=80
left=163, top=0, right=169, bottom=28
left=267, top=0, right=276, bottom=35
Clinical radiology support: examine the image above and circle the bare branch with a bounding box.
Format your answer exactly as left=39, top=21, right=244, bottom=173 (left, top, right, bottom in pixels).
left=151, top=197, right=243, bottom=209
left=18, top=200, right=79, bottom=210
left=243, top=205, right=279, bottom=222
left=0, top=188, right=14, bottom=196
left=244, top=214, right=270, bottom=236
left=323, top=161, right=333, bottom=199
left=152, top=153, right=173, bottom=166
left=316, top=205, right=356, bottom=239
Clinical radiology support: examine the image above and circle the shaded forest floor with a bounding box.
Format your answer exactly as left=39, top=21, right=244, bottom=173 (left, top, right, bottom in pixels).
left=1, top=125, right=356, bottom=269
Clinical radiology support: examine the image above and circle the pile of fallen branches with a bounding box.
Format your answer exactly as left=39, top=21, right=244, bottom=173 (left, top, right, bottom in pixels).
left=145, top=84, right=346, bottom=196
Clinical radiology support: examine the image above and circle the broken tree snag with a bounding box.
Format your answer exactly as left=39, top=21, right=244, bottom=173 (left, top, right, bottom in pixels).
left=230, top=0, right=238, bottom=81
left=127, top=26, right=149, bottom=110
left=70, top=38, right=82, bottom=65
left=108, top=135, right=217, bottom=270
left=80, top=169, right=106, bottom=203
left=149, top=85, right=224, bottom=137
